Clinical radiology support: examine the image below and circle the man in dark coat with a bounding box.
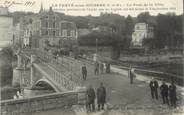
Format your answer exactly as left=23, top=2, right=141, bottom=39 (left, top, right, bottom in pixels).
left=94, top=62, right=99, bottom=75
left=169, top=81, right=177, bottom=108
left=86, top=85, right=96, bottom=112
left=97, top=82, right=106, bottom=110
left=81, top=64, right=87, bottom=80
left=100, top=62, right=104, bottom=74
left=160, top=81, right=169, bottom=105
left=149, top=78, right=159, bottom=99
left=105, top=62, right=111, bottom=73
left=129, top=67, right=135, bottom=84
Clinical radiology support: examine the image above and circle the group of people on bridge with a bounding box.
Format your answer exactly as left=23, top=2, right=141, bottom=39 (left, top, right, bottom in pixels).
left=149, top=78, right=177, bottom=108
left=94, top=61, right=111, bottom=75
left=86, top=82, right=106, bottom=112
left=81, top=61, right=111, bottom=80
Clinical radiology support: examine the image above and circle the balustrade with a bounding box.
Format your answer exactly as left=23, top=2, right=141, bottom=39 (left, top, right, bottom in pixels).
left=46, top=64, right=79, bottom=90
left=22, top=49, right=85, bottom=89
left=0, top=91, right=86, bottom=115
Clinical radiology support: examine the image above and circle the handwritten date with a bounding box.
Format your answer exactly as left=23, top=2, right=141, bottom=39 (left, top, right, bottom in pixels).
left=3, top=0, right=35, bottom=7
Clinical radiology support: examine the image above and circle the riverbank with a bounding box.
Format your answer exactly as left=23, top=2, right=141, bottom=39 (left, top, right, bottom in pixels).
left=1, top=85, right=55, bottom=100
left=1, top=86, right=18, bottom=100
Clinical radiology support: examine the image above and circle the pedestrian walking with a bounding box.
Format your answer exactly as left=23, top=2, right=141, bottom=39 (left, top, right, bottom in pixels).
left=160, top=81, right=169, bottom=105
left=169, top=81, right=177, bottom=108
left=105, top=62, right=111, bottom=73
left=100, top=62, right=104, bottom=74
left=97, top=82, right=106, bottom=111
left=149, top=78, right=159, bottom=99
left=94, top=61, right=99, bottom=75
left=129, top=67, right=136, bottom=84
left=56, top=53, right=59, bottom=63
left=105, top=62, right=108, bottom=73
left=103, top=63, right=106, bottom=72
left=81, top=64, right=87, bottom=80
left=86, top=85, right=96, bottom=112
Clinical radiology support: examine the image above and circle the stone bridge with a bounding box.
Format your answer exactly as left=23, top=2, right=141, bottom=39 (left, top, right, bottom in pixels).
left=2, top=48, right=183, bottom=115
left=2, top=48, right=87, bottom=115
left=12, top=49, right=82, bottom=92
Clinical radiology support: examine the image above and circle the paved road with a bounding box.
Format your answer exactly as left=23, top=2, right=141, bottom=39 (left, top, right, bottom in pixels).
left=81, top=72, right=183, bottom=115
left=24, top=51, right=184, bottom=115
left=62, top=56, right=184, bottom=114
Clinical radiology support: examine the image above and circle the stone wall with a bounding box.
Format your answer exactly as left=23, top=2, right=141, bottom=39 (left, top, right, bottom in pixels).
left=12, top=68, right=30, bottom=87
left=1, top=91, right=86, bottom=115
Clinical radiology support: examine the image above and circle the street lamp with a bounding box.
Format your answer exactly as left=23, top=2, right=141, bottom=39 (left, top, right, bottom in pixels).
left=96, top=38, right=98, bottom=54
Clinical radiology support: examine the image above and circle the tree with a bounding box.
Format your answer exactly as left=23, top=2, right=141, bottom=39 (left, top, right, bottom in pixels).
left=78, top=30, right=129, bottom=60
left=155, top=14, right=183, bottom=49
left=78, top=31, right=113, bottom=46
left=137, top=12, right=151, bottom=23
left=111, top=33, right=122, bottom=60
left=124, top=15, right=134, bottom=36
left=142, top=38, right=155, bottom=53
left=140, top=13, right=183, bottom=50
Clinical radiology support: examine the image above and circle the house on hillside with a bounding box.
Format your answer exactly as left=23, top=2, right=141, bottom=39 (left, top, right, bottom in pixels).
left=131, top=23, right=154, bottom=47
left=21, top=5, right=78, bottom=49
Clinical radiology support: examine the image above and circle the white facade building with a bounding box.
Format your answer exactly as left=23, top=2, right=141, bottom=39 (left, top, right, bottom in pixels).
left=0, top=7, right=9, bottom=15
left=131, top=23, right=154, bottom=47
left=0, top=7, right=13, bottom=48
left=23, top=24, right=32, bottom=47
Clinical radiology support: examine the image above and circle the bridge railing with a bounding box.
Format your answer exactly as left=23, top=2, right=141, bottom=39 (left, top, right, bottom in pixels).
left=33, top=49, right=84, bottom=83
left=41, top=54, right=82, bottom=84
left=1, top=91, right=86, bottom=115
left=43, top=63, right=81, bottom=90
left=22, top=49, right=89, bottom=85
left=22, top=49, right=69, bottom=69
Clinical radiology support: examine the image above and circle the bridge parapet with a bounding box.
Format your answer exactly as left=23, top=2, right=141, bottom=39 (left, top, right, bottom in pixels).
left=21, top=49, right=92, bottom=90
left=24, top=49, right=71, bottom=70
left=32, top=62, right=80, bottom=91
left=46, top=64, right=79, bottom=90
left=1, top=90, right=86, bottom=115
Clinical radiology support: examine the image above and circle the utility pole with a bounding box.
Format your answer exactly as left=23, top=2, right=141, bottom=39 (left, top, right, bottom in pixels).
left=96, top=38, right=98, bottom=54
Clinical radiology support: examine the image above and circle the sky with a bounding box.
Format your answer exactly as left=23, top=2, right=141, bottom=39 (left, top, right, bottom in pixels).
left=0, top=0, right=183, bottom=16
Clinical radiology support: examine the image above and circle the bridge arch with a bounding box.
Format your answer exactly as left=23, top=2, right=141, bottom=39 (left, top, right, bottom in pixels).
left=34, top=78, right=61, bottom=92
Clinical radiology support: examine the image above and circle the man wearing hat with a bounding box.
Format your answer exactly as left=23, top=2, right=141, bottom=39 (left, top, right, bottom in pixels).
left=160, top=81, right=169, bottom=105
left=149, top=77, right=159, bottom=99
left=129, top=67, right=136, bottom=84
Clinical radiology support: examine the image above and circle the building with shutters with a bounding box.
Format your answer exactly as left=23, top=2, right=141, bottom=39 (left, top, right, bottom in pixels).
left=22, top=5, right=78, bottom=49
left=131, top=23, right=154, bottom=47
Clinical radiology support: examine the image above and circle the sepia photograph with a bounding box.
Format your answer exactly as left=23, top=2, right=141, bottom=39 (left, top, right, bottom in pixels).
left=0, top=0, right=183, bottom=114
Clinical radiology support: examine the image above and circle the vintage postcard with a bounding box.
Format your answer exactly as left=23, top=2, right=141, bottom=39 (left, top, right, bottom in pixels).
left=0, top=0, right=183, bottom=115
